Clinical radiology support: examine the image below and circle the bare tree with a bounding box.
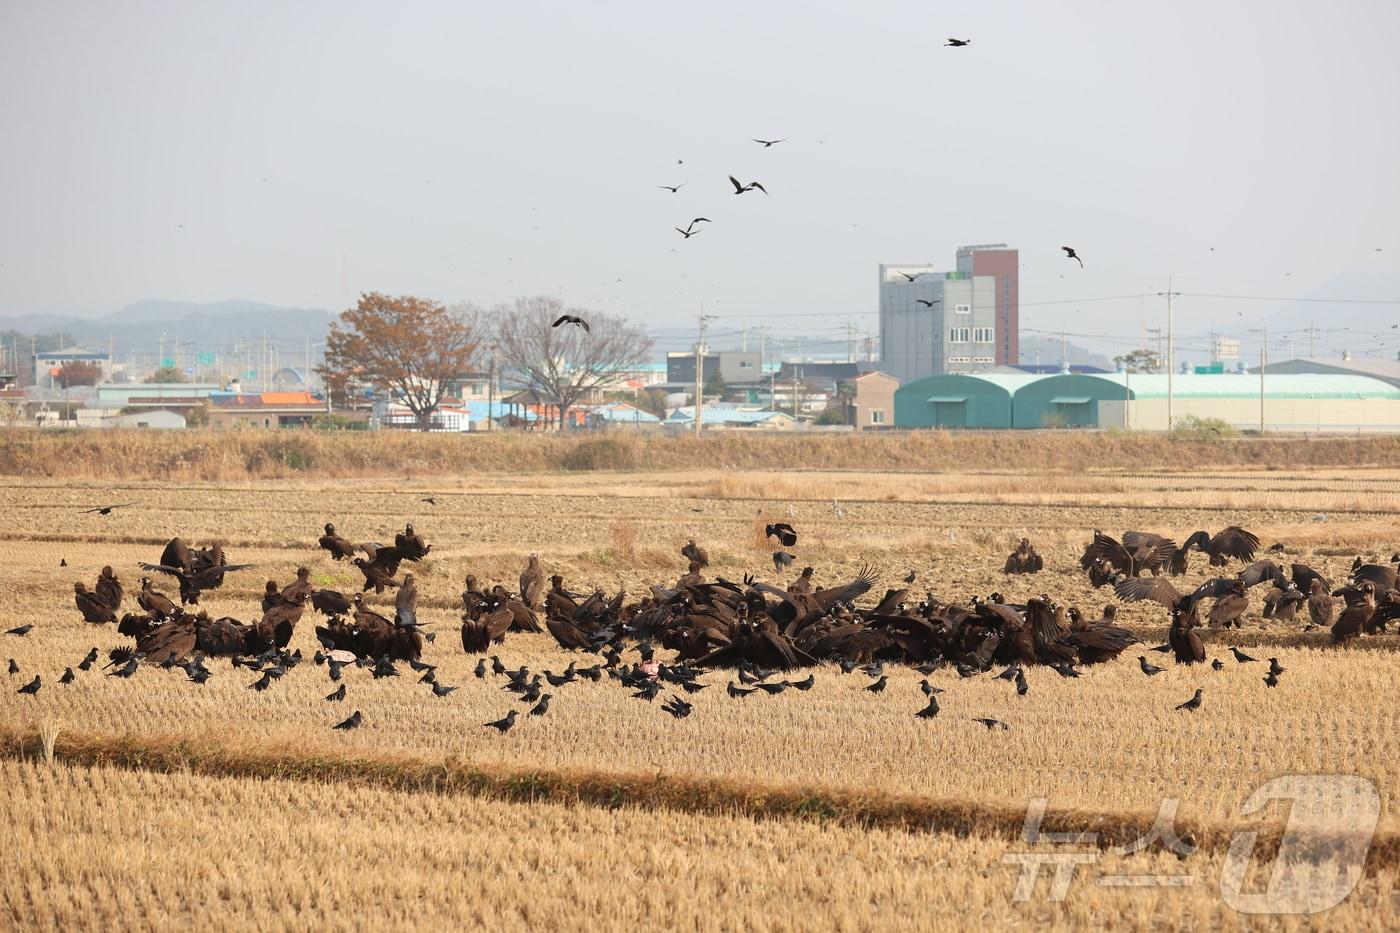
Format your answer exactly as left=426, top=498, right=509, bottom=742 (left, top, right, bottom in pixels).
left=319, top=293, right=480, bottom=430
left=492, top=296, right=652, bottom=427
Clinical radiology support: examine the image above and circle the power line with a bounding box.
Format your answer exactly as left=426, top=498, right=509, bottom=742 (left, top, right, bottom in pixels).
left=1180, top=292, right=1400, bottom=304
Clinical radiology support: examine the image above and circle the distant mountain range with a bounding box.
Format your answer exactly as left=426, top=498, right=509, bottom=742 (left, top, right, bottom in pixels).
left=1184, top=272, right=1400, bottom=363
left=0, top=299, right=337, bottom=353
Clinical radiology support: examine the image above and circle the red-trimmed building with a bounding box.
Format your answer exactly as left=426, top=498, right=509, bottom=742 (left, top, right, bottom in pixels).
left=208, top=391, right=327, bottom=429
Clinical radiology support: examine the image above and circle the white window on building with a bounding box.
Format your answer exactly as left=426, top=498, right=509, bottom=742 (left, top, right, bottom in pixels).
left=949, top=327, right=970, bottom=343
left=955, top=303, right=972, bottom=314
left=973, top=327, right=994, bottom=343
left=870, top=409, right=885, bottom=424
left=972, top=356, right=994, bottom=364
left=947, top=355, right=971, bottom=364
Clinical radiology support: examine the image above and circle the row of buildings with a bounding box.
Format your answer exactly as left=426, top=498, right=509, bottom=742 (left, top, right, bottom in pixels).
left=894, top=369, right=1400, bottom=432
left=5, top=238, right=1398, bottom=431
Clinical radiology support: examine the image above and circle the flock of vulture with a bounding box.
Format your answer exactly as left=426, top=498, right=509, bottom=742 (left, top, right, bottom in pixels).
left=9, top=516, right=1397, bottom=727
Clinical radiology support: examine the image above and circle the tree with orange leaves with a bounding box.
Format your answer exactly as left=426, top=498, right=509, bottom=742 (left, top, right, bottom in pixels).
left=319, top=293, right=480, bottom=430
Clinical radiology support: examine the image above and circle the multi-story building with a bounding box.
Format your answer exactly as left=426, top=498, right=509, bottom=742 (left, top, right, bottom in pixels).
left=878, top=264, right=1000, bottom=382
left=956, top=244, right=1019, bottom=367
left=665, top=350, right=763, bottom=389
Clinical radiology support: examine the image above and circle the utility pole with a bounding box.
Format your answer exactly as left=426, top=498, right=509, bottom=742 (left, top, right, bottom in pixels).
left=1249, top=322, right=1268, bottom=434
left=693, top=307, right=707, bottom=436
left=758, top=325, right=766, bottom=406
left=487, top=349, right=496, bottom=432
left=1260, top=323, right=1267, bottom=434
left=1125, top=365, right=1132, bottom=431
left=1157, top=280, right=1180, bottom=429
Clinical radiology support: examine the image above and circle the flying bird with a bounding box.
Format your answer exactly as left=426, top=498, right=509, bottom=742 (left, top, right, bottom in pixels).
left=915, top=299, right=942, bottom=307
left=675, top=226, right=702, bottom=239
left=728, top=176, right=767, bottom=195
left=772, top=551, right=795, bottom=571
left=83, top=504, right=131, bottom=515
left=552, top=315, right=590, bottom=332
left=896, top=271, right=924, bottom=282
left=765, top=523, right=798, bottom=547
left=945, top=38, right=971, bottom=47
left=658, top=184, right=685, bottom=193
left=1062, top=246, right=1083, bottom=268
left=752, top=139, right=785, bottom=147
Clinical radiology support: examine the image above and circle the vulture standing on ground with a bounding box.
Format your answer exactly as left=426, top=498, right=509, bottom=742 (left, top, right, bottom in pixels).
left=353, top=547, right=402, bottom=593
left=74, top=582, right=117, bottom=624
left=1207, top=587, right=1250, bottom=628
left=1332, top=582, right=1376, bottom=644
left=395, top=574, right=418, bottom=628
left=319, top=523, right=356, bottom=560
left=787, top=567, right=815, bottom=596
left=1003, top=539, right=1043, bottom=575
left=280, top=567, right=315, bottom=604
left=95, top=566, right=123, bottom=612
left=395, top=524, right=431, bottom=561
left=1308, top=579, right=1335, bottom=629
left=1168, top=606, right=1206, bottom=664
left=1263, top=583, right=1305, bottom=621
left=519, top=555, right=545, bottom=610
left=681, top=540, right=710, bottom=569
left=137, top=577, right=176, bottom=619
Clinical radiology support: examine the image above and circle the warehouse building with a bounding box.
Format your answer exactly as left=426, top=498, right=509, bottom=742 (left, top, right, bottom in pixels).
left=891, top=371, right=1400, bottom=432
left=1098, top=373, right=1400, bottom=432
left=893, top=373, right=1041, bottom=428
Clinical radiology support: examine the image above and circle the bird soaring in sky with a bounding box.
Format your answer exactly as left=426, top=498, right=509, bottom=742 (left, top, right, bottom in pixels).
left=728, top=176, right=767, bottom=195
left=552, top=314, right=590, bottom=332
left=1062, top=246, right=1083, bottom=267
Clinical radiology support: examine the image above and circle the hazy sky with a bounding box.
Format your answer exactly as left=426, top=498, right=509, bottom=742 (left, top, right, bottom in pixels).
left=1, top=0, right=1397, bottom=357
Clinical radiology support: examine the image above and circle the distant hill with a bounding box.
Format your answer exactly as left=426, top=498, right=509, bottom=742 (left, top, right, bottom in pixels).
left=0, top=299, right=337, bottom=353
left=1018, top=336, right=1114, bottom=372
left=1175, top=273, right=1400, bottom=364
